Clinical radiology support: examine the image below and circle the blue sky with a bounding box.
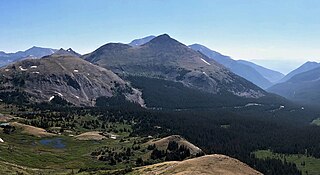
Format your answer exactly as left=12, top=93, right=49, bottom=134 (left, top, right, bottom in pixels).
left=1, top=0, right=320, bottom=73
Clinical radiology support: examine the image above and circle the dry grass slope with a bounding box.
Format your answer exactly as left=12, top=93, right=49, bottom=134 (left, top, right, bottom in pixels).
left=148, top=135, right=203, bottom=155
left=10, top=122, right=56, bottom=137
left=74, top=131, right=106, bottom=141
left=132, top=154, right=262, bottom=175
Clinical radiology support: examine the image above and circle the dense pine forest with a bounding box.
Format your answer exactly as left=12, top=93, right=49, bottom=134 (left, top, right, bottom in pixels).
left=6, top=97, right=319, bottom=175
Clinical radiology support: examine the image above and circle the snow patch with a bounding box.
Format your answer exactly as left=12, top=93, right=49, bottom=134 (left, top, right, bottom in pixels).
left=30, top=65, right=37, bottom=69
left=234, top=103, right=263, bottom=109
left=4, top=69, right=9, bottom=72
left=49, top=96, right=55, bottom=101
left=202, top=71, right=208, bottom=76
left=245, top=103, right=262, bottom=107
left=32, top=72, right=40, bottom=74
left=0, top=138, right=3, bottom=143
left=19, top=66, right=27, bottom=71
left=55, top=91, right=63, bottom=97
left=73, top=69, right=79, bottom=73
left=201, top=58, right=211, bottom=65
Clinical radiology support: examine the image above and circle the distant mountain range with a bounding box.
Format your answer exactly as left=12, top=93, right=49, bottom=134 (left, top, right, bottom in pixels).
left=268, top=61, right=320, bottom=105
left=277, top=61, right=320, bottom=83
left=0, top=46, right=57, bottom=67
left=237, top=60, right=284, bottom=83
left=189, top=44, right=284, bottom=89
left=3, top=34, right=319, bottom=108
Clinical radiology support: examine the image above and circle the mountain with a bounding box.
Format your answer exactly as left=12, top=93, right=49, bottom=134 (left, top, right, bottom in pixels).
left=237, top=60, right=284, bottom=83
left=83, top=34, right=266, bottom=101
left=53, top=48, right=81, bottom=57
left=189, top=44, right=273, bottom=89
left=0, top=46, right=57, bottom=67
left=0, top=54, right=144, bottom=106
left=268, top=66, right=320, bottom=105
left=22, top=46, right=57, bottom=58
left=278, top=61, right=320, bottom=83
left=128, top=35, right=156, bottom=46
left=132, top=154, right=262, bottom=175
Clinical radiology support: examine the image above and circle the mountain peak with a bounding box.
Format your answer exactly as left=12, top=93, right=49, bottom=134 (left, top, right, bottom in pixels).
left=146, top=34, right=182, bottom=48
left=53, top=48, right=81, bottom=57
left=129, top=35, right=156, bottom=46
left=304, top=61, right=318, bottom=65
left=152, top=34, right=172, bottom=41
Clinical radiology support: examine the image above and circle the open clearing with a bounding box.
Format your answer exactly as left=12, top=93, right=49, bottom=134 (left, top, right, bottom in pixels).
left=254, top=150, right=320, bottom=175
left=74, top=131, right=107, bottom=141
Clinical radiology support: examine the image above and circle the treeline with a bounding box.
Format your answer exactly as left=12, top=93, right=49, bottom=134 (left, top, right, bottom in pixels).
left=14, top=101, right=320, bottom=174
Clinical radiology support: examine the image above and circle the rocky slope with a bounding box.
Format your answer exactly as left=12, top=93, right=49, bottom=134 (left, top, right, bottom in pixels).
left=0, top=54, right=144, bottom=106
left=84, top=34, right=265, bottom=98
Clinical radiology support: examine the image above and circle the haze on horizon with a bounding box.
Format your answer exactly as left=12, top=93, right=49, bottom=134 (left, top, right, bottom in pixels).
left=1, top=0, right=320, bottom=74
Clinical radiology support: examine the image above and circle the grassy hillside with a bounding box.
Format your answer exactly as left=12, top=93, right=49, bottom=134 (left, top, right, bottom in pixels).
left=254, top=150, right=320, bottom=175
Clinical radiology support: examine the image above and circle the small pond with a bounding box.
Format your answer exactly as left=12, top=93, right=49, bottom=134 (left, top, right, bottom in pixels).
left=39, top=138, right=66, bottom=149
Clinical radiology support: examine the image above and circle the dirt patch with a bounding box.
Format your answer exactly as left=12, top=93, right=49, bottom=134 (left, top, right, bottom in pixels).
left=74, top=131, right=107, bottom=141
left=0, top=114, right=13, bottom=122
left=10, top=122, right=56, bottom=137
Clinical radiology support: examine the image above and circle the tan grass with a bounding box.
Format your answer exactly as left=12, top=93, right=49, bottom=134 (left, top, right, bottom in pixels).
left=133, top=154, right=262, bottom=175
left=10, top=122, right=55, bottom=137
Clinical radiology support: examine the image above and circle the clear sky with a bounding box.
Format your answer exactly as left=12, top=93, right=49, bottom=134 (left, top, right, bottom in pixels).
left=1, top=0, right=320, bottom=73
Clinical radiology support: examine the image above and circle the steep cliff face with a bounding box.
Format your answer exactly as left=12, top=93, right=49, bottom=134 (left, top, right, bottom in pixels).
left=0, top=54, right=144, bottom=106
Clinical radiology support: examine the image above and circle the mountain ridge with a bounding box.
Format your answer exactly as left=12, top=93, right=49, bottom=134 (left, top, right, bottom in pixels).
left=268, top=65, right=320, bottom=105
left=189, top=44, right=274, bottom=89
left=278, top=61, right=320, bottom=83
left=237, top=59, right=284, bottom=83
